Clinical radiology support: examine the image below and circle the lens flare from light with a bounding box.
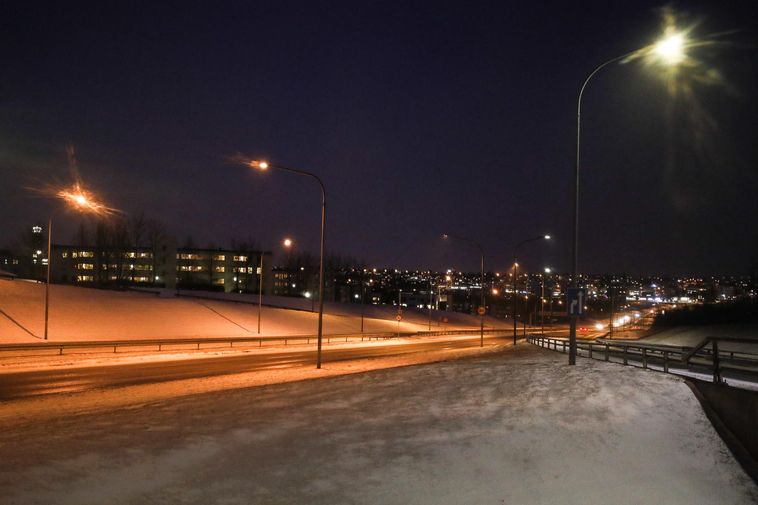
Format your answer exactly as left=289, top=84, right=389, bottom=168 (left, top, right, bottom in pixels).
left=653, top=32, right=686, bottom=65
left=56, top=183, right=115, bottom=216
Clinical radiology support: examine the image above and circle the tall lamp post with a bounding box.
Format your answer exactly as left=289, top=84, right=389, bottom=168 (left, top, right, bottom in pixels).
left=512, top=235, right=551, bottom=345
left=541, top=267, right=551, bottom=334
left=442, top=234, right=485, bottom=347
left=45, top=185, right=112, bottom=340
left=249, top=160, right=327, bottom=369
left=569, top=31, right=687, bottom=364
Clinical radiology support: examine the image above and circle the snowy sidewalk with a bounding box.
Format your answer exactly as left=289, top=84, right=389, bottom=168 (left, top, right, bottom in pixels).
left=1, top=345, right=756, bottom=504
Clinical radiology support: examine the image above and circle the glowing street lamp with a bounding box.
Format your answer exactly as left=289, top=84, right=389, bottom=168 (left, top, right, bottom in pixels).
left=653, top=32, right=686, bottom=65
left=45, top=183, right=114, bottom=340
left=249, top=159, right=327, bottom=369
left=512, top=235, right=551, bottom=345
left=569, top=28, right=688, bottom=365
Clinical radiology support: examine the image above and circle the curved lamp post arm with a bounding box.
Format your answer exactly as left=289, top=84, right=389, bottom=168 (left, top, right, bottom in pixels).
left=573, top=50, right=636, bottom=280
left=258, top=162, right=327, bottom=369
left=267, top=164, right=326, bottom=204
left=511, top=234, right=551, bottom=345
left=569, top=49, right=636, bottom=363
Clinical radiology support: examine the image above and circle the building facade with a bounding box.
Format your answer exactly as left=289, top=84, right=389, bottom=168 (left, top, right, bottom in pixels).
left=50, top=243, right=272, bottom=293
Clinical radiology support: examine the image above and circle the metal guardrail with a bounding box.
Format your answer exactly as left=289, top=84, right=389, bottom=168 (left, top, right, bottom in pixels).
left=0, top=328, right=512, bottom=357
left=528, top=334, right=758, bottom=386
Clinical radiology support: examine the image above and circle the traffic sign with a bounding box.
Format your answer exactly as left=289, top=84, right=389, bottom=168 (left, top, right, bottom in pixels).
left=566, top=288, right=586, bottom=316
left=396, top=314, right=402, bottom=321
left=477, top=306, right=485, bottom=316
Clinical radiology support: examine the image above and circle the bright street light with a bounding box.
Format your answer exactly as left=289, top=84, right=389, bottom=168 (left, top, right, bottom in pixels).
left=569, top=26, right=689, bottom=364
left=45, top=182, right=114, bottom=340
left=512, top=234, right=551, bottom=345
left=652, top=32, right=686, bottom=65
left=248, top=159, right=327, bottom=369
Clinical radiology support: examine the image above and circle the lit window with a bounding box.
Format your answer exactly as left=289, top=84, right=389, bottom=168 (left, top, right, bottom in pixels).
left=61, top=251, right=68, bottom=258
left=215, top=266, right=225, bottom=273
left=214, top=254, right=226, bottom=261
left=233, top=255, right=247, bottom=262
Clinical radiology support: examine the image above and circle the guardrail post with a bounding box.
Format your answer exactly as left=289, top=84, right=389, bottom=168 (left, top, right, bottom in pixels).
left=605, top=344, right=609, bottom=362
left=663, top=351, right=668, bottom=373
left=562, top=341, right=566, bottom=354
left=623, top=346, right=628, bottom=365
left=642, top=348, right=647, bottom=369
left=114, top=345, right=117, bottom=353
left=712, top=340, right=721, bottom=384
left=589, top=343, right=593, bottom=359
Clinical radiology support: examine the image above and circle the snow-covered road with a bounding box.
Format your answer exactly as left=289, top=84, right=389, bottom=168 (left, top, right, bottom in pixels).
left=1, top=345, right=755, bottom=504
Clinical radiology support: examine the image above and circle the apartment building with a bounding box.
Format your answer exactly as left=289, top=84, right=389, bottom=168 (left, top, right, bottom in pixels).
left=50, top=244, right=271, bottom=293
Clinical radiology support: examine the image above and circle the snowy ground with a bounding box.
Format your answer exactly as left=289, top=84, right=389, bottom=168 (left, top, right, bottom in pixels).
left=642, top=324, right=758, bottom=353
left=1, top=344, right=755, bottom=505
left=0, top=279, right=500, bottom=343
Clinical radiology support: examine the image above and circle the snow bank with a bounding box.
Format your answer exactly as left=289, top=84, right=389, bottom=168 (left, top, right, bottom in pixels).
left=1, top=345, right=755, bottom=504
left=643, top=324, right=758, bottom=353
left=0, top=279, right=494, bottom=343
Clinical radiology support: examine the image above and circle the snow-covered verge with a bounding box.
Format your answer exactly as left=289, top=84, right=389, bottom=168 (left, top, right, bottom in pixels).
left=0, top=279, right=496, bottom=343
left=1, top=345, right=755, bottom=505
left=642, top=324, right=758, bottom=353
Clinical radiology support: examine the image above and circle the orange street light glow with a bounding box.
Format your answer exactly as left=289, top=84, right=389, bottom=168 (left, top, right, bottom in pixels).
left=283, top=238, right=293, bottom=247
left=250, top=160, right=269, bottom=170
left=55, top=183, right=115, bottom=216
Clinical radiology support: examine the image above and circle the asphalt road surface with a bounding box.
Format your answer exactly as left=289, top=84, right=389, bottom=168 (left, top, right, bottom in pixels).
left=0, top=335, right=511, bottom=401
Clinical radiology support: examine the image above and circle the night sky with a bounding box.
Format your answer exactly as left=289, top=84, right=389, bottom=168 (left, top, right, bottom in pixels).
left=2, top=1, right=757, bottom=275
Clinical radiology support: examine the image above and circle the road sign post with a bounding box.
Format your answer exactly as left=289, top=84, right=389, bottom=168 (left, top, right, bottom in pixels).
left=566, top=288, right=585, bottom=364
left=566, top=288, right=586, bottom=317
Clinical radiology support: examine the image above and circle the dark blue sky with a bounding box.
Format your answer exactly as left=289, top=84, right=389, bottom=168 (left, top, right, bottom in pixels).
left=2, top=1, right=757, bottom=275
